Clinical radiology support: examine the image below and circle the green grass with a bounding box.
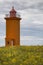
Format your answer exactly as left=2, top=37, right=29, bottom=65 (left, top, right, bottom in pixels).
left=0, top=46, right=43, bottom=65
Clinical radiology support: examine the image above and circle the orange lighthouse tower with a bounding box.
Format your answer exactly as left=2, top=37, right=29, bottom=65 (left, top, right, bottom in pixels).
left=5, top=7, right=21, bottom=46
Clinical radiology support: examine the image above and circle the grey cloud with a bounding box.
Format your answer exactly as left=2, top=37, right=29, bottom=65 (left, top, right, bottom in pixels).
left=0, top=0, right=43, bottom=14
left=21, top=24, right=43, bottom=38
left=29, top=2, right=43, bottom=12
left=0, top=21, right=5, bottom=36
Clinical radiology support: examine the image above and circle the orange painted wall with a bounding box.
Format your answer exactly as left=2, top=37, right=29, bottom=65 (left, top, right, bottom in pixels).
left=5, top=17, right=21, bottom=46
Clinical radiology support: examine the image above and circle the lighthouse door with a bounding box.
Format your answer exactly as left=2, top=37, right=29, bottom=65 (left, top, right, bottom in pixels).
left=11, top=39, right=14, bottom=46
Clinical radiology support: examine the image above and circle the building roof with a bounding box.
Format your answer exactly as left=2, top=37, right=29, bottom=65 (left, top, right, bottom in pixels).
left=10, top=6, right=16, bottom=13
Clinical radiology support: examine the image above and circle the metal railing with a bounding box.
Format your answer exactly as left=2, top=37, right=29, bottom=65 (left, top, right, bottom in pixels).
left=5, top=12, right=21, bottom=18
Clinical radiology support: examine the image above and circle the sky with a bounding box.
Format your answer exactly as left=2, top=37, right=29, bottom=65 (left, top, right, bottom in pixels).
left=0, top=0, right=43, bottom=46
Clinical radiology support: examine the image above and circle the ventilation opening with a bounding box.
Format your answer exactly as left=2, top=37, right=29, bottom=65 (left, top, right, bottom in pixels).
left=8, top=41, right=9, bottom=44
left=7, top=41, right=10, bottom=46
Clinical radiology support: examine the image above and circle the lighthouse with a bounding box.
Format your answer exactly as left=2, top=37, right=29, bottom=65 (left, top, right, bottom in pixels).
left=5, top=6, right=21, bottom=46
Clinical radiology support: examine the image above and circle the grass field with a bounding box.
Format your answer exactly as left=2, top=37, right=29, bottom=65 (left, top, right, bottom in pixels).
left=0, top=46, right=43, bottom=65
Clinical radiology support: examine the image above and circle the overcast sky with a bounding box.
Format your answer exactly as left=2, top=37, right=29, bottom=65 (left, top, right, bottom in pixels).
left=0, top=0, right=43, bottom=46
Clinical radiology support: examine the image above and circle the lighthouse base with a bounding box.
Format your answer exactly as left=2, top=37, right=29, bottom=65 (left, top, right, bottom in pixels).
left=5, top=38, right=20, bottom=46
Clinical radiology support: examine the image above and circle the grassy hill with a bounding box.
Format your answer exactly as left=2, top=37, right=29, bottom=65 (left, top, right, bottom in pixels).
left=0, top=46, right=43, bottom=65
